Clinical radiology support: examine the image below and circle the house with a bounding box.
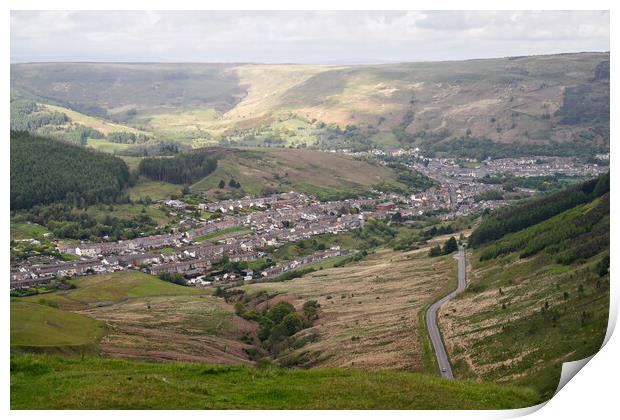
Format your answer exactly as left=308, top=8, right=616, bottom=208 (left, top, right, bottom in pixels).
left=164, top=199, right=186, bottom=209
left=375, top=202, right=396, bottom=212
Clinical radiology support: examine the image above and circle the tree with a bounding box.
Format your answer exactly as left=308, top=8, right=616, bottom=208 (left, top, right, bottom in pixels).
left=266, top=302, right=295, bottom=324
left=302, top=300, right=320, bottom=320
left=597, top=254, right=610, bottom=277
left=280, top=313, right=304, bottom=336
left=138, top=151, right=218, bottom=184
left=428, top=245, right=442, bottom=257
left=442, top=237, right=458, bottom=255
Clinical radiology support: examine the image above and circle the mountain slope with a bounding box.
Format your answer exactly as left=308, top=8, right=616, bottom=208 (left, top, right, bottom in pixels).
left=11, top=52, right=610, bottom=150
left=439, top=175, right=609, bottom=401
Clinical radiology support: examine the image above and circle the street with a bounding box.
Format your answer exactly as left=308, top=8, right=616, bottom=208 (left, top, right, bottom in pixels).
left=425, top=245, right=467, bottom=379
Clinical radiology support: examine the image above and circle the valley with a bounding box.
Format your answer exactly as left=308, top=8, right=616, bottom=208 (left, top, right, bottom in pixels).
left=9, top=52, right=610, bottom=410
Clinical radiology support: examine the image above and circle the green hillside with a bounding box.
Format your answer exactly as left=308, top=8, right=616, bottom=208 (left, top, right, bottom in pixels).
left=20, top=271, right=204, bottom=310
left=10, top=354, right=539, bottom=409
left=11, top=302, right=103, bottom=354
left=440, top=175, right=609, bottom=401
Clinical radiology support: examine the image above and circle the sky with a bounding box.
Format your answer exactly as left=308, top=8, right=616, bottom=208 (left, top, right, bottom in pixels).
left=10, top=10, right=610, bottom=64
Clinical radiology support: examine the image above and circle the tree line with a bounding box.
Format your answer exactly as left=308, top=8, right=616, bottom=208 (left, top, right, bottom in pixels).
left=470, top=172, right=609, bottom=248
left=138, top=151, right=218, bottom=185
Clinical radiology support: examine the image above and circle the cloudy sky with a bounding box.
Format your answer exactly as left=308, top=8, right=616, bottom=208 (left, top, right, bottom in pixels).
left=10, top=11, right=610, bottom=64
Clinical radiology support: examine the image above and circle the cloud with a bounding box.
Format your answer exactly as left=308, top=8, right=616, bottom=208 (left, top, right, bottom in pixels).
left=10, top=10, right=610, bottom=63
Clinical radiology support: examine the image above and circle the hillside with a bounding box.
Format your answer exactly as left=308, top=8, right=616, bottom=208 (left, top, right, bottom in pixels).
left=10, top=131, right=132, bottom=209
left=10, top=354, right=538, bottom=409
left=11, top=301, right=103, bottom=354
left=13, top=271, right=256, bottom=364
left=240, top=247, right=457, bottom=371
left=439, top=175, right=609, bottom=401
left=11, top=52, right=610, bottom=152
left=188, top=148, right=416, bottom=200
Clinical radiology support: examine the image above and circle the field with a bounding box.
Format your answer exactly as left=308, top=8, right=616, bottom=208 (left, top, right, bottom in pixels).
left=41, top=104, right=148, bottom=136
left=194, top=226, right=250, bottom=242
left=11, top=302, right=103, bottom=353
left=241, top=247, right=456, bottom=372
left=14, top=271, right=256, bottom=364
left=10, top=354, right=539, bottom=409
left=81, top=294, right=255, bottom=364
left=127, top=180, right=182, bottom=201
left=10, top=222, right=50, bottom=240
left=85, top=202, right=173, bottom=226
left=21, top=271, right=203, bottom=310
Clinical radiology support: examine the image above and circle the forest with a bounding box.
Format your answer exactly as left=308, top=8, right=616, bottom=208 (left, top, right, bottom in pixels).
left=138, top=150, right=218, bottom=184
left=469, top=172, right=609, bottom=248
left=417, top=136, right=608, bottom=160
left=10, top=131, right=133, bottom=209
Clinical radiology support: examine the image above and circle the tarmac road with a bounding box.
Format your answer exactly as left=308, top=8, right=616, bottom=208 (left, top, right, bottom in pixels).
left=425, top=245, right=467, bottom=379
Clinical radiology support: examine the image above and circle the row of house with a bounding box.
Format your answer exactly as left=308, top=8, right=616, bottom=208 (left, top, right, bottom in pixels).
left=259, top=247, right=351, bottom=278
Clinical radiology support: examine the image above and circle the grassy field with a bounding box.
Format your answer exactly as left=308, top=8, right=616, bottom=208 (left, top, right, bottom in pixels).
left=127, top=180, right=182, bottom=201
left=86, top=138, right=133, bottom=153
left=80, top=294, right=255, bottom=364
left=119, top=156, right=143, bottom=171
left=85, top=202, right=172, bottom=226
left=21, top=271, right=203, bottom=310
left=11, top=301, right=103, bottom=352
left=191, top=148, right=398, bottom=199
left=241, top=247, right=456, bottom=372
left=147, top=108, right=220, bottom=131
left=10, top=222, right=50, bottom=240
left=10, top=354, right=539, bottom=409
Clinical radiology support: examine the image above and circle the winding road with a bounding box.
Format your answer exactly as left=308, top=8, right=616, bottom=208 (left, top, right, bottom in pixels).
left=425, top=245, right=467, bottom=379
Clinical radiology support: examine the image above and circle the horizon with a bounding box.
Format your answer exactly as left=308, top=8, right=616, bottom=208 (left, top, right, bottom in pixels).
left=9, top=49, right=611, bottom=66
left=11, top=11, right=609, bottom=64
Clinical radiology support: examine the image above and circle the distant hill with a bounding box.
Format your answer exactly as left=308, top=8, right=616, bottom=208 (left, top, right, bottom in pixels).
left=441, top=175, right=609, bottom=400
left=11, top=52, right=610, bottom=152
left=186, top=147, right=431, bottom=200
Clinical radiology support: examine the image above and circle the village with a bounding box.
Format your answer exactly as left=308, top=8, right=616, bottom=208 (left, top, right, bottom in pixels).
left=10, top=153, right=609, bottom=291
left=10, top=192, right=369, bottom=289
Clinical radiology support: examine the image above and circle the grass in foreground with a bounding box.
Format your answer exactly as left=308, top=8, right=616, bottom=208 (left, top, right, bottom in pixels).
left=10, top=354, right=539, bottom=409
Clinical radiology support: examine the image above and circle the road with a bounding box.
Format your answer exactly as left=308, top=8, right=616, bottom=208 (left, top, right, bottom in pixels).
left=425, top=245, right=467, bottom=379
